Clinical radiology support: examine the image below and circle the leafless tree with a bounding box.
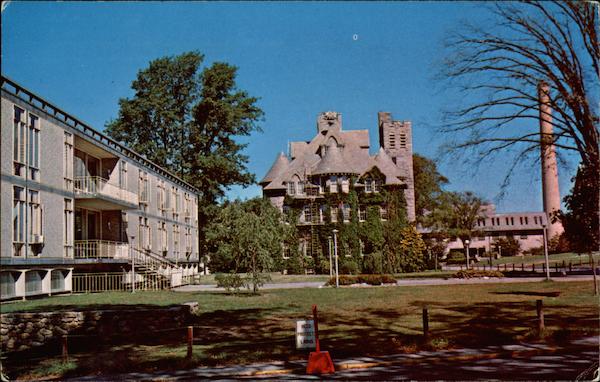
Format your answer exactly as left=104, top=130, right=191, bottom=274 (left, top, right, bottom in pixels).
left=440, top=1, right=599, bottom=187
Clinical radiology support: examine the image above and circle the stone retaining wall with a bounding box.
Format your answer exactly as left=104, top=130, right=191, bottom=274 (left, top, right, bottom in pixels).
left=1, top=302, right=198, bottom=353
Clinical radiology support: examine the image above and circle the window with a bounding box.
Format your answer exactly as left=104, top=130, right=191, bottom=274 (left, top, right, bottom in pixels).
left=158, top=221, right=168, bottom=254
left=505, top=217, right=510, bottom=225
left=138, top=171, right=149, bottom=204
left=118, top=160, right=127, bottom=190
left=173, top=224, right=180, bottom=259
left=64, top=132, right=73, bottom=190
left=359, top=207, right=366, bottom=222
left=13, top=187, right=26, bottom=256
left=329, top=176, right=338, bottom=193
left=185, top=227, right=192, bottom=254
left=1, top=272, right=16, bottom=299
left=157, top=181, right=166, bottom=213
left=64, top=199, right=73, bottom=258
left=172, top=187, right=180, bottom=220
left=331, top=206, right=338, bottom=223
left=287, top=181, right=296, bottom=196
left=25, top=271, right=43, bottom=295
left=373, top=179, right=382, bottom=193
left=525, top=216, right=529, bottom=225
left=28, top=114, right=40, bottom=181
left=399, top=133, right=407, bottom=148
left=342, top=203, right=350, bottom=222
left=13, top=106, right=26, bottom=177
left=380, top=207, right=388, bottom=221
left=303, top=205, right=312, bottom=223
left=365, top=177, right=372, bottom=193
left=534, top=216, right=538, bottom=224
left=519, top=217, right=523, bottom=225
left=28, top=190, right=42, bottom=240
left=297, top=181, right=305, bottom=195
left=389, top=133, right=396, bottom=149
left=51, top=270, right=66, bottom=292
left=340, top=176, right=349, bottom=193
left=510, top=217, right=514, bottom=225
left=138, top=217, right=151, bottom=250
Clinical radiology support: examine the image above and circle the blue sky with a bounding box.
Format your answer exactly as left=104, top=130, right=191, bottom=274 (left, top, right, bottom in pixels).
left=2, top=1, right=577, bottom=212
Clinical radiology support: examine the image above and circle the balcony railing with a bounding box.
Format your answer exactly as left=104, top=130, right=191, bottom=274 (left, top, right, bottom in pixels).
left=74, top=240, right=129, bottom=259
left=74, top=176, right=139, bottom=206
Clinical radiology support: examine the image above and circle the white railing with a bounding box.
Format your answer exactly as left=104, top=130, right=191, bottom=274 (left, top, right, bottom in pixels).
left=74, top=240, right=129, bottom=259
left=74, top=176, right=139, bottom=205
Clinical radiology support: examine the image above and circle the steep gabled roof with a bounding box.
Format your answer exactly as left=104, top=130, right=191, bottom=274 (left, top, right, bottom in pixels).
left=313, top=143, right=358, bottom=175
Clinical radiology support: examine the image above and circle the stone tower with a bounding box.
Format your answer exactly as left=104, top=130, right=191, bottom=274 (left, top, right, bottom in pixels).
left=538, top=81, right=564, bottom=238
left=378, top=112, right=416, bottom=221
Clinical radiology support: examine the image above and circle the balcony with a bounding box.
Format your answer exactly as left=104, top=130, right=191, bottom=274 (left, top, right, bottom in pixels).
left=74, top=240, right=129, bottom=260
left=74, top=176, right=138, bottom=209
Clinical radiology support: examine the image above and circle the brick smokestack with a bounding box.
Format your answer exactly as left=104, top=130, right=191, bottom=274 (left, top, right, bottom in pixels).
left=538, top=81, right=564, bottom=238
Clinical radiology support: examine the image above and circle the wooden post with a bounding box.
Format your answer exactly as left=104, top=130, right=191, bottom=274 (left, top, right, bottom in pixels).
left=590, top=253, right=598, bottom=296
left=187, top=326, right=193, bottom=359
left=536, top=300, right=545, bottom=335
left=62, top=335, right=68, bottom=362
left=312, top=304, right=321, bottom=353
left=422, top=307, right=429, bottom=340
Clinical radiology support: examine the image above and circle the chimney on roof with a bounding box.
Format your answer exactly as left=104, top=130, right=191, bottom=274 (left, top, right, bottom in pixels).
left=317, top=111, right=342, bottom=133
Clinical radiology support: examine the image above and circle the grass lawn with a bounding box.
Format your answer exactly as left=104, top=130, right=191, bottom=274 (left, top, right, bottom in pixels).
left=489, top=251, right=599, bottom=266
left=4, top=280, right=598, bottom=380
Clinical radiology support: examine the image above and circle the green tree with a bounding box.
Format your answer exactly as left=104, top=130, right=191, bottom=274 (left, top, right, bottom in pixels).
left=106, top=52, right=264, bottom=257
left=427, top=191, right=484, bottom=267
left=206, top=198, right=288, bottom=293
left=492, top=237, right=522, bottom=257
left=413, top=154, right=449, bottom=222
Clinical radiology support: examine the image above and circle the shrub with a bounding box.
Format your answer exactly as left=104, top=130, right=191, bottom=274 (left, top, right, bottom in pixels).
left=340, top=258, right=360, bottom=275
left=362, top=252, right=384, bottom=274
left=492, top=237, right=521, bottom=257
left=524, top=246, right=544, bottom=257
left=215, top=272, right=248, bottom=293
left=325, top=274, right=397, bottom=286
left=453, top=269, right=504, bottom=279
left=286, top=256, right=304, bottom=275
left=446, top=250, right=466, bottom=265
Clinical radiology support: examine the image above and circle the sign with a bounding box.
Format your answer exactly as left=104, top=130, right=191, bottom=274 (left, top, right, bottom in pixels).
left=296, top=319, right=316, bottom=349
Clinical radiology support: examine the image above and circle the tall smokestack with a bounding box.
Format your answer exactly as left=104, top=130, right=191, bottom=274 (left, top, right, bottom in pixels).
left=538, top=81, right=564, bottom=238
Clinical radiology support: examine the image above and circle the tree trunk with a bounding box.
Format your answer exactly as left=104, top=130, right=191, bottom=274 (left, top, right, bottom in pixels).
left=590, top=252, right=598, bottom=296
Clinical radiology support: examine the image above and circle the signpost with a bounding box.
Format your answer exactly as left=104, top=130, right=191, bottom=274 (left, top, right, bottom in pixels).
left=296, top=320, right=316, bottom=349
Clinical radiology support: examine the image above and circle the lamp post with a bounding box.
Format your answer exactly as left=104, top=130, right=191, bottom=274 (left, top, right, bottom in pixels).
left=465, top=239, right=470, bottom=269
left=328, top=236, right=333, bottom=277
left=333, top=229, right=339, bottom=288
left=542, top=223, right=551, bottom=280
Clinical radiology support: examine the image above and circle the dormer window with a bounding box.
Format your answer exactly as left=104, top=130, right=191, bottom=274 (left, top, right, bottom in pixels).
left=365, top=177, right=373, bottom=193
left=287, top=181, right=296, bottom=196
left=297, top=181, right=305, bottom=195
left=329, top=176, right=338, bottom=193
left=364, top=177, right=382, bottom=193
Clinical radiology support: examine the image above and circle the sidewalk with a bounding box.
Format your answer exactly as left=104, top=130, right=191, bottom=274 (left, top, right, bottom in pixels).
left=69, top=336, right=599, bottom=381
left=175, top=275, right=596, bottom=292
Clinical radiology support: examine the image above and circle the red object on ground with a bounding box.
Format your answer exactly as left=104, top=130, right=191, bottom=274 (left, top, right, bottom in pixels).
left=306, top=304, right=335, bottom=375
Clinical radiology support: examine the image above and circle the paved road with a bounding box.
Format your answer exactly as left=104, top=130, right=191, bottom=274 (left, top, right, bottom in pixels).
left=69, top=336, right=599, bottom=381
left=174, top=275, right=596, bottom=292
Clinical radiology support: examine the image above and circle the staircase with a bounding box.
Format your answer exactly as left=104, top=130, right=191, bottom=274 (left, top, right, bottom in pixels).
left=130, top=247, right=182, bottom=290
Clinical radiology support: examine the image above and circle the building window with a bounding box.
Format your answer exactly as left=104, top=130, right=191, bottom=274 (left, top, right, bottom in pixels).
left=119, top=160, right=127, bottom=190
left=303, top=204, right=312, bottom=223
left=365, top=177, right=372, bottom=193
left=389, top=133, right=396, bottom=149
left=380, top=207, right=388, bottom=221
left=28, top=190, right=43, bottom=241
left=373, top=179, right=382, bottom=193
left=25, top=271, right=43, bottom=295
left=28, top=114, right=40, bottom=181
left=64, top=199, right=73, bottom=258
left=13, top=186, right=26, bottom=257
left=342, top=203, right=350, bottom=222
left=525, top=216, right=529, bottom=225
left=287, top=181, right=296, bottom=196
left=359, top=207, right=366, bottom=222
left=158, top=221, right=168, bottom=254
left=519, top=217, right=523, bottom=225
left=331, top=206, right=338, bottom=223
left=329, top=176, right=338, bottom=193
left=64, top=132, right=73, bottom=191
left=399, top=133, right=407, bottom=148
left=505, top=217, right=509, bottom=225
left=172, top=187, right=180, bottom=220
left=51, top=270, right=66, bottom=292
left=157, top=181, right=166, bottom=214
left=138, top=217, right=151, bottom=250
left=138, top=171, right=149, bottom=204
left=185, top=227, right=192, bottom=255
left=173, top=224, right=180, bottom=259
left=534, top=216, right=538, bottom=224
left=1, top=272, right=16, bottom=299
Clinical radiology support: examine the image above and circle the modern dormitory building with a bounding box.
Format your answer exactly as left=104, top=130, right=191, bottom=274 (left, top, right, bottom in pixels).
left=1, top=76, right=204, bottom=301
